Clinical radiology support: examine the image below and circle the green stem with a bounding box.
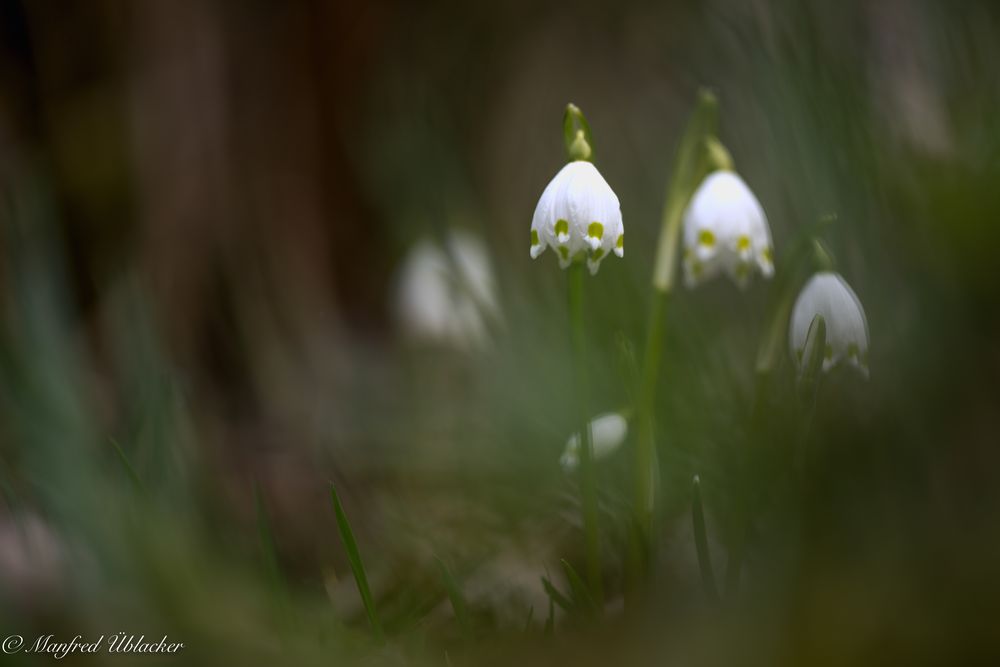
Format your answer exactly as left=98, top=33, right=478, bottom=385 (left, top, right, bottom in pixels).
left=629, top=90, right=719, bottom=596
left=691, top=475, right=719, bottom=602
left=651, top=89, right=720, bottom=292
left=723, top=522, right=750, bottom=597
left=705, top=136, right=735, bottom=173
left=564, top=103, right=595, bottom=162
left=630, top=290, right=666, bottom=586
left=567, top=261, right=603, bottom=608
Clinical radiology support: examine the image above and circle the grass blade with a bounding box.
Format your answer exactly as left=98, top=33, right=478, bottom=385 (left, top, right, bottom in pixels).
left=560, top=559, right=598, bottom=617
left=254, top=482, right=281, bottom=587
left=797, top=314, right=827, bottom=401
left=540, top=575, right=574, bottom=613
left=436, top=556, right=472, bottom=640
left=691, top=475, right=719, bottom=602
left=109, top=437, right=145, bottom=495
left=330, top=483, right=384, bottom=643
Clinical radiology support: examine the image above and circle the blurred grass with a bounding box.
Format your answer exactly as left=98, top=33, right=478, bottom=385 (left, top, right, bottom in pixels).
left=330, top=483, right=384, bottom=643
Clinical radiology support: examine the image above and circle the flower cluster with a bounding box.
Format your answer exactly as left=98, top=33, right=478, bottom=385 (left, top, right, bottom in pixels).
left=526, top=102, right=870, bottom=381
left=520, top=98, right=876, bottom=609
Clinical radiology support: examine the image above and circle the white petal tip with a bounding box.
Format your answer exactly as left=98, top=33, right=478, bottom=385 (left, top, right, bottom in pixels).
left=530, top=245, right=545, bottom=259
left=696, top=245, right=716, bottom=262
left=848, top=355, right=870, bottom=380
left=683, top=260, right=702, bottom=289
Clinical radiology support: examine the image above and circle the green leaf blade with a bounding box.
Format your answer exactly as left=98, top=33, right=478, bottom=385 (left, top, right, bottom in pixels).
left=436, top=556, right=472, bottom=641
left=330, top=483, right=384, bottom=643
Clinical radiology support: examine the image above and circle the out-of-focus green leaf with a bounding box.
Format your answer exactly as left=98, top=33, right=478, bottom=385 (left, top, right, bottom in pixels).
left=330, top=483, right=384, bottom=643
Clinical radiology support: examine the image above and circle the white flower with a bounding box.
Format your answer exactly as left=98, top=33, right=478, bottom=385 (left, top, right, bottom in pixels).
left=395, top=230, right=500, bottom=349
left=530, top=161, right=624, bottom=275
left=789, top=272, right=870, bottom=377
left=560, top=412, right=628, bottom=471
left=682, top=170, right=774, bottom=288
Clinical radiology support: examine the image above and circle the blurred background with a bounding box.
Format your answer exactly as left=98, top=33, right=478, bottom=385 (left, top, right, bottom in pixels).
left=1, top=0, right=999, bottom=664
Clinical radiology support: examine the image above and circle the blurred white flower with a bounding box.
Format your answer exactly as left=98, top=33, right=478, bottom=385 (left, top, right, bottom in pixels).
left=682, top=171, right=774, bottom=289
left=395, top=230, right=500, bottom=349
left=560, top=412, right=628, bottom=471
left=530, top=161, right=624, bottom=275
left=789, top=272, right=870, bottom=377
left=0, top=512, right=65, bottom=609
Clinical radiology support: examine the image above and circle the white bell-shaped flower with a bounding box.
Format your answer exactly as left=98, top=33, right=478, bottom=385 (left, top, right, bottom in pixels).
left=789, top=272, right=869, bottom=377
left=560, top=412, right=628, bottom=472
left=682, top=170, right=774, bottom=288
left=530, top=160, right=624, bottom=275
left=395, top=230, right=500, bottom=349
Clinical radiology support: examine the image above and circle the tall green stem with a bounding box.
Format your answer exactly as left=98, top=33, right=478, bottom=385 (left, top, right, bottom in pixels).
left=630, top=290, right=665, bottom=584
left=630, top=90, right=720, bottom=594
left=568, top=261, right=603, bottom=607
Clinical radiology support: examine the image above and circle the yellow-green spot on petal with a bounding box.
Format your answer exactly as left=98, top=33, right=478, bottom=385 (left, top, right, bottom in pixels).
left=588, top=222, right=604, bottom=239
left=698, top=230, right=716, bottom=247
left=531, top=229, right=539, bottom=246
left=692, top=261, right=703, bottom=277
left=555, top=219, right=569, bottom=236
left=737, top=235, right=751, bottom=251
left=763, top=246, right=773, bottom=262
left=558, top=246, right=570, bottom=260
left=616, top=234, right=624, bottom=249
left=847, top=343, right=860, bottom=358
left=592, top=248, right=605, bottom=261
left=824, top=344, right=834, bottom=360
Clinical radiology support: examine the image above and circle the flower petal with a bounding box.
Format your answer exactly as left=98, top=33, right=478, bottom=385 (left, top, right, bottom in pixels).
left=789, top=272, right=869, bottom=377
left=531, top=160, right=623, bottom=272
left=682, top=170, right=773, bottom=288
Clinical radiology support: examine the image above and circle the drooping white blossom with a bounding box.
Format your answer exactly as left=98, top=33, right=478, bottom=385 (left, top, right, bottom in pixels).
left=530, top=161, right=624, bottom=275
left=682, top=171, right=774, bottom=289
left=789, top=271, right=870, bottom=377
left=395, top=230, right=500, bottom=349
left=560, top=412, right=628, bottom=472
